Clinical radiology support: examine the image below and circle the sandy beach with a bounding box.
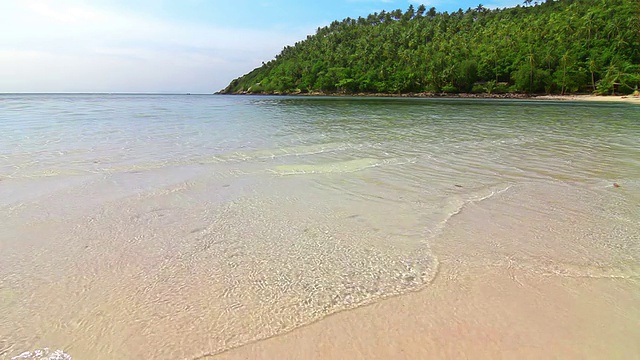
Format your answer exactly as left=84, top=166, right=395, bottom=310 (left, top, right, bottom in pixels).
left=214, top=183, right=640, bottom=360
left=233, top=91, right=640, bottom=105
left=534, top=94, right=640, bottom=104
left=214, top=266, right=639, bottom=360
left=2, top=95, right=638, bottom=360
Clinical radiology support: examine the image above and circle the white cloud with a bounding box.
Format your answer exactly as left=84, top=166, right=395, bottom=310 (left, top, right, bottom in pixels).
left=0, top=0, right=310, bottom=92
left=25, top=1, right=110, bottom=24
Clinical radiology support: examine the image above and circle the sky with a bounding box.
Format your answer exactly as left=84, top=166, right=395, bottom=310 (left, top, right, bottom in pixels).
left=0, top=0, right=522, bottom=93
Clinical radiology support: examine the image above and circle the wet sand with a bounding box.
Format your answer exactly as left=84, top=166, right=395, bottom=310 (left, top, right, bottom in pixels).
left=214, top=266, right=640, bottom=360
left=214, top=184, right=640, bottom=360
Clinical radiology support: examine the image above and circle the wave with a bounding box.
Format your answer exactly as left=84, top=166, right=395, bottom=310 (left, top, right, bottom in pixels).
left=205, top=142, right=358, bottom=163
left=271, top=157, right=415, bottom=175
left=426, top=183, right=514, bottom=239
left=1, top=142, right=359, bottom=180
left=10, top=348, right=72, bottom=360
left=524, top=258, right=640, bottom=280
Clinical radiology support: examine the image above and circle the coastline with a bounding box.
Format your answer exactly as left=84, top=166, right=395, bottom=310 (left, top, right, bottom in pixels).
left=3, top=95, right=639, bottom=360
left=212, top=183, right=640, bottom=360
left=214, top=265, right=640, bottom=360
left=218, top=91, right=640, bottom=104
left=533, top=94, right=640, bottom=104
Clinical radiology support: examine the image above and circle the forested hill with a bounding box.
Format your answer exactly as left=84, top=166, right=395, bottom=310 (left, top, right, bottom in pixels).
left=220, top=0, right=639, bottom=96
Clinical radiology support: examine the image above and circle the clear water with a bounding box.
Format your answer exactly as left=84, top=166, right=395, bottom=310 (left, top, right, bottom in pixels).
left=1, top=94, right=639, bottom=359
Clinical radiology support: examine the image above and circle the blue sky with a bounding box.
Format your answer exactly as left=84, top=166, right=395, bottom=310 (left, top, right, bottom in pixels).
left=0, top=0, right=521, bottom=93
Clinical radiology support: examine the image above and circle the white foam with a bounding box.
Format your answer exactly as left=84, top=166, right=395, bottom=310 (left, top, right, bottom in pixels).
left=11, top=348, right=71, bottom=360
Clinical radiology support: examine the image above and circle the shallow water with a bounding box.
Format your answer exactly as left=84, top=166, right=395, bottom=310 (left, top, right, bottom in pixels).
left=1, top=95, right=639, bottom=359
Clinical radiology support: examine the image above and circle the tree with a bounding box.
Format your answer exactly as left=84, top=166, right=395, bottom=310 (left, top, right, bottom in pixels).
left=456, top=60, right=479, bottom=92
left=403, top=5, right=415, bottom=21
left=221, top=0, right=639, bottom=96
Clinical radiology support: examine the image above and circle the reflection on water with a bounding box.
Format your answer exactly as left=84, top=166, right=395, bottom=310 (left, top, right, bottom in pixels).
left=0, top=95, right=639, bottom=359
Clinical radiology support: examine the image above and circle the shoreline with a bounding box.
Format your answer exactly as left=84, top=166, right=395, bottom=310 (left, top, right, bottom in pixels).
left=214, top=265, right=640, bottom=360
left=219, top=91, right=640, bottom=104
left=213, top=183, right=640, bottom=359
left=532, top=93, right=640, bottom=104
left=214, top=264, right=640, bottom=360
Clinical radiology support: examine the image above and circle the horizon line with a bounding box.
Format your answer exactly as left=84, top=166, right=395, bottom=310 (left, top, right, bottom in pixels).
left=0, top=92, right=216, bottom=95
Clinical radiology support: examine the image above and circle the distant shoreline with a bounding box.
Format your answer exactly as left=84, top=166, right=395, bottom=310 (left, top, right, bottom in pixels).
left=219, top=91, right=640, bottom=104
left=532, top=94, right=640, bottom=104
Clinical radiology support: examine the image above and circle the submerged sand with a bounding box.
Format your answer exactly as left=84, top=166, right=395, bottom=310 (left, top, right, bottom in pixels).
left=215, top=183, right=640, bottom=360
left=214, top=266, right=639, bottom=360
left=2, top=95, right=638, bottom=359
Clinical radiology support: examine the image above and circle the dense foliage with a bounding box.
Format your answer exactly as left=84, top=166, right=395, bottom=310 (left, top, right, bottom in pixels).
left=221, top=0, right=640, bottom=95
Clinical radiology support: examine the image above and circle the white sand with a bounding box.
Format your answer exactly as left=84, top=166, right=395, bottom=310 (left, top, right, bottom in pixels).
left=535, top=94, right=640, bottom=104
left=213, top=184, right=640, bottom=359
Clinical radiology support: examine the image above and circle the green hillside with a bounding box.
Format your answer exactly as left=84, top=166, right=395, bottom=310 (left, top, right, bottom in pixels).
left=221, top=0, right=639, bottom=96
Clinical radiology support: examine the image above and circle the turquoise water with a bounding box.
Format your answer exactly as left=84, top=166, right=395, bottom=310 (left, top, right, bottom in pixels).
left=1, top=95, right=639, bottom=359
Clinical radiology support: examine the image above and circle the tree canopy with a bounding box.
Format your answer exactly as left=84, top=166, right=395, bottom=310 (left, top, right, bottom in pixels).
left=221, top=0, right=640, bottom=95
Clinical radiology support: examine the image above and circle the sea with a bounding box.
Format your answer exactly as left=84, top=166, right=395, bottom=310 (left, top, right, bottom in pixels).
left=1, top=94, right=638, bottom=359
